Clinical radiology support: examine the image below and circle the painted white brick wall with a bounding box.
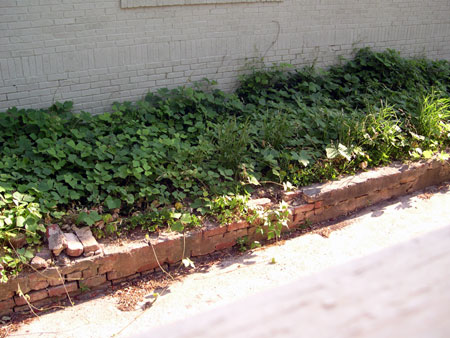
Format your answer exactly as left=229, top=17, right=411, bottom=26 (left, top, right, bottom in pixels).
left=0, top=0, right=449, bottom=113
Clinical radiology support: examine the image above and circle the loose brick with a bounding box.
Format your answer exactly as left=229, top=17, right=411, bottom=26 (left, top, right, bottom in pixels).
left=74, top=227, right=100, bottom=254
left=64, top=232, right=84, bottom=257
left=47, top=224, right=68, bottom=256
left=30, top=256, right=48, bottom=270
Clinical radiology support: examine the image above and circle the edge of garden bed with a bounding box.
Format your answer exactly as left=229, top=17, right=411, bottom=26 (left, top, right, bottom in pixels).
left=1, top=158, right=449, bottom=315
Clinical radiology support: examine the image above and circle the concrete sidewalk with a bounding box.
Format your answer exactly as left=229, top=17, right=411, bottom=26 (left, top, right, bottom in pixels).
left=144, top=224, right=450, bottom=338
left=9, top=183, right=450, bottom=338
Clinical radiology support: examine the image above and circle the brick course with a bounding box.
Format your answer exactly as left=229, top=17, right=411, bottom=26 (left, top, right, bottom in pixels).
left=0, top=158, right=448, bottom=315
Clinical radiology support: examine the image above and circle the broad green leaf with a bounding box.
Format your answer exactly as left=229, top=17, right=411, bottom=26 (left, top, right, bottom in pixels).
left=247, top=175, right=260, bottom=185
left=16, top=216, right=25, bottom=228
left=170, top=221, right=184, bottom=232
left=423, top=150, right=433, bottom=159
left=180, top=213, right=191, bottom=224
left=105, top=196, right=121, bottom=210
left=326, top=146, right=339, bottom=159
left=77, top=211, right=102, bottom=226
left=338, top=143, right=352, bottom=161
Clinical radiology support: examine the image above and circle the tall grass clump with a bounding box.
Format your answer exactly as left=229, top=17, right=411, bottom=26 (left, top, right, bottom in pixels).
left=414, top=91, right=450, bottom=141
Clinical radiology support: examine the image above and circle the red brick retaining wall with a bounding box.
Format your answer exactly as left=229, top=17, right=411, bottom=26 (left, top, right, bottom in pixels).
left=1, top=159, right=449, bottom=315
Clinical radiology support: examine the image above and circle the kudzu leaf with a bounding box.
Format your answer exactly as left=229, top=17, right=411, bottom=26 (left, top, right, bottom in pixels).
left=77, top=211, right=102, bottom=226
left=16, top=216, right=25, bottom=228
left=180, top=213, right=191, bottom=224
left=326, top=146, right=339, bottom=159
left=105, top=196, right=121, bottom=210
left=247, top=175, right=260, bottom=186
left=170, top=221, right=184, bottom=233
left=338, top=143, right=352, bottom=161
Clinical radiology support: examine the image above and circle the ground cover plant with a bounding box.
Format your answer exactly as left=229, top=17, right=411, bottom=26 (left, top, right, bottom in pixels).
left=1, top=48, right=449, bottom=281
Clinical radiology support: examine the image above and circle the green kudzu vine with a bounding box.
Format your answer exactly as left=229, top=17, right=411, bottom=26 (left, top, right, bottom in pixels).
left=1, top=48, right=449, bottom=281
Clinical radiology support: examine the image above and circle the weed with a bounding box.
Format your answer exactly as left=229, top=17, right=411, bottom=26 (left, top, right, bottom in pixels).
left=236, top=236, right=248, bottom=252
left=414, top=91, right=450, bottom=141
left=211, top=117, right=253, bottom=171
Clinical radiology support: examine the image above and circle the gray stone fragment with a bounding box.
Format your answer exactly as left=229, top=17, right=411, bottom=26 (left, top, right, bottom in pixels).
left=36, top=247, right=52, bottom=261
left=46, top=224, right=61, bottom=238
left=48, top=225, right=68, bottom=256
left=64, top=232, right=84, bottom=257
left=56, top=253, right=71, bottom=266
left=74, top=227, right=100, bottom=254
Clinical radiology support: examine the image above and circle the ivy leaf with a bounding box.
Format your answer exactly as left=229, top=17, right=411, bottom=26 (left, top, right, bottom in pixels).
left=326, top=146, right=339, bottom=159
left=338, top=144, right=352, bottom=161
left=180, top=213, right=191, bottom=224
left=105, top=196, right=121, bottom=210
left=422, top=150, right=433, bottom=159
left=247, top=175, right=260, bottom=186
left=77, top=211, right=102, bottom=226
left=16, top=216, right=26, bottom=228
left=170, top=221, right=184, bottom=232
left=291, top=151, right=310, bottom=167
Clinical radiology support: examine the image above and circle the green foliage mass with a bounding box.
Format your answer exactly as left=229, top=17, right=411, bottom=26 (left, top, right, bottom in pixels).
left=1, top=48, right=449, bottom=280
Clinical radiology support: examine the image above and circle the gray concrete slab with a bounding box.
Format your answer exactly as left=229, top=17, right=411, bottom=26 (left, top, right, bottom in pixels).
left=144, top=224, right=450, bottom=338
